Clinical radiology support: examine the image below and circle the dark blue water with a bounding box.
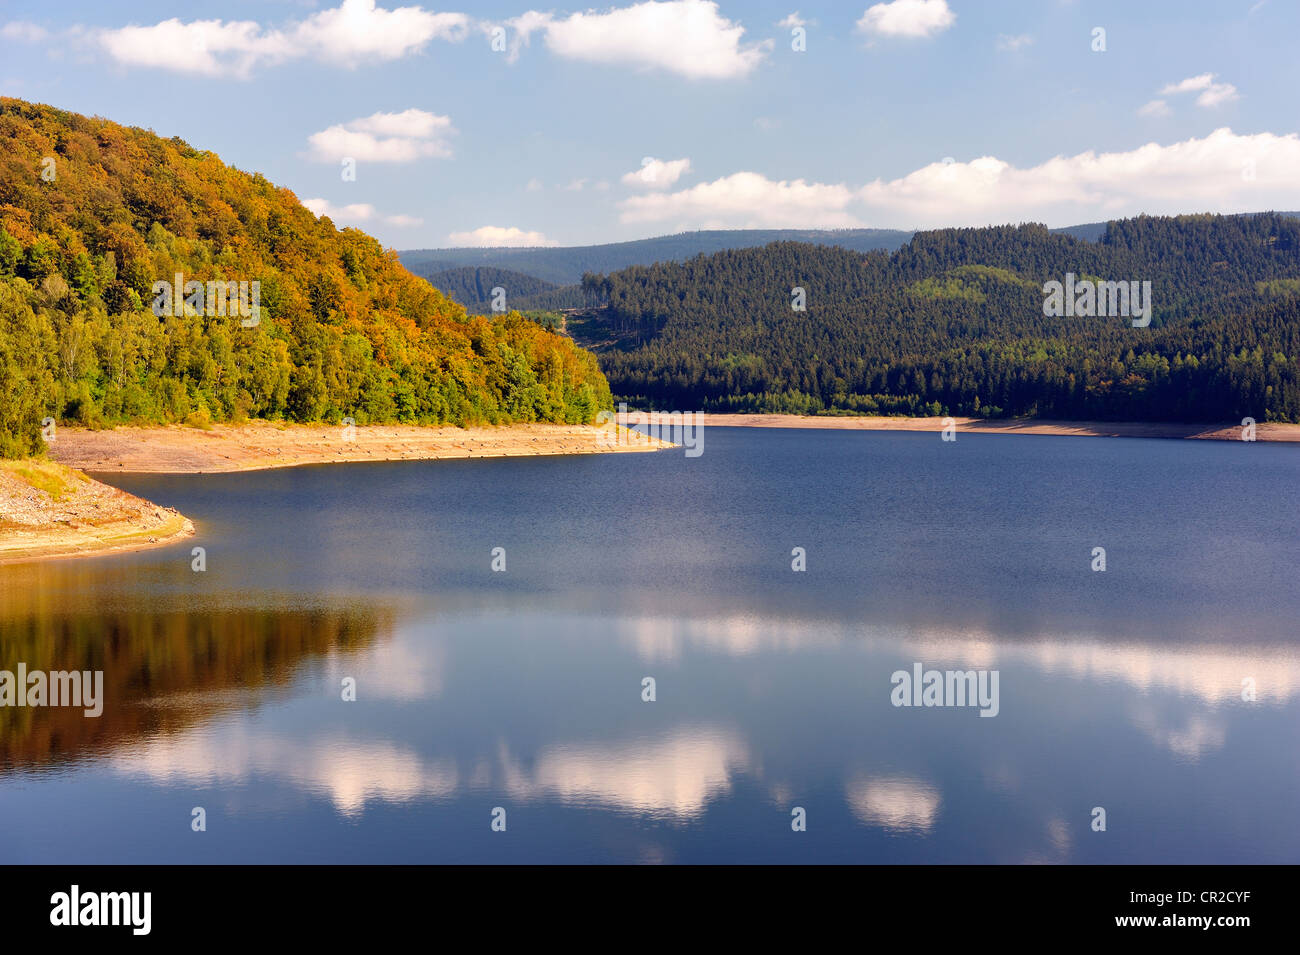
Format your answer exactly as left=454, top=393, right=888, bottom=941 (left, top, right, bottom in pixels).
left=2, top=428, right=1298, bottom=862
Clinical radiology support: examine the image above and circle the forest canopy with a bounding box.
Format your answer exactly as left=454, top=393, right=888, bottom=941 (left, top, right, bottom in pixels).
left=0, top=98, right=612, bottom=457
left=575, top=214, right=1300, bottom=423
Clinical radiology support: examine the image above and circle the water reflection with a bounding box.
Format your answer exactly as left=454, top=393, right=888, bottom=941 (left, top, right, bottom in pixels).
left=1128, top=705, right=1228, bottom=761
left=618, top=612, right=1300, bottom=706
left=2, top=590, right=1296, bottom=862
left=112, top=730, right=458, bottom=817
left=844, top=775, right=942, bottom=833
left=498, top=728, right=750, bottom=821
left=2, top=429, right=1298, bottom=862
left=0, top=596, right=393, bottom=771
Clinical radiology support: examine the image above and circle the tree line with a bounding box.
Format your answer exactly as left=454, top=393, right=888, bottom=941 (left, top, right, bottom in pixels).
left=574, top=214, right=1300, bottom=422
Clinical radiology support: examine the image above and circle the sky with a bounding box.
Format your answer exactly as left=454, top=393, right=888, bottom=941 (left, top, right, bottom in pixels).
left=2, top=0, right=1298, bottom=249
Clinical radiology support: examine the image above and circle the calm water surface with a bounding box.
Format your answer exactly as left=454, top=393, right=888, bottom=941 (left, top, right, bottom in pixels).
left=1, top=427, right=1297, bottom=863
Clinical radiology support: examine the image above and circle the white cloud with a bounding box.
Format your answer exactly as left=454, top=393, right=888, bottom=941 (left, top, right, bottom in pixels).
left=97, top=18, right=294, bottom=77
left=303, top=198, right=373, bottom=219
left=503, top=1, right=769, bottom=79
left=619, top=171, right=861, bottom=228
left=856, top=128, right=1300, bottom=227
left=622, top=157, right=692, bottom=189
left=777, top=12, right=806, bottom=30
left=1160, top=72, right=1239, bottom=108
left=306, top=109, right=454, bottom=162
left=1196, top=84, right=1240, bottom=108
left=290, top=0, right=468, bottom=66
left=856, top=0, right=955, bottom=39
left=562, top=178, right=589, bottom=192
left=446, top=225, right=555, bottom=247
left=490, top=10, right=553, bottom=63
left=1160, top=73, right=1216, bottom=94
left=1, top=22, right=49, bottom=42
left=525, top=178, right=543, bottom=192
left=995, top=33, right=1033, bottom=52
left=619, top=129, right=1300, bottom=230
left=95, top=0, right=468, bottom=77
left=302, top=197, right=423, bottom=227
left=1138, top=99, right=1171, bottom=117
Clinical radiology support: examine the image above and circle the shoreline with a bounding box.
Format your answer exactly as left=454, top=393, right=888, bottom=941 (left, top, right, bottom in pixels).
left=9, top=412, right=1286, bottom=567
left=47, top=421, right=671, bottom=474
left=687, top=413, right=1300, bottom=442
left=4, top=421, right=668, bottom=564
left=0, top=460, right=194, bottom=566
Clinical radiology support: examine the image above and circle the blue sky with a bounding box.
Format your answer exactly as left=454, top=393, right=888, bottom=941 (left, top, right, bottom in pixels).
left=2, top=0, right=1298, bottom=248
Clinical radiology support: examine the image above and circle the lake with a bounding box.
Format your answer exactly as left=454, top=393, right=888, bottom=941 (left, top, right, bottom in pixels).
left=2, top=427, right=1298, bottom=863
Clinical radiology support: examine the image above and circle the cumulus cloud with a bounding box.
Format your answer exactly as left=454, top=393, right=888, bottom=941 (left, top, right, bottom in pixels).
left=622, top=157, right=692, bottom=189
left=1160, top=72, right=1239, bottom=108
left=995, top=33, right=1033, bottom=52
left=306, top=109, right=455, bottom=162
left=301, top=197, right=423, bottom=227
left=302, top=199, right=377, bottom=220
left=290, top=0, right=468, bottom=66
left=446, top=225, right=555, bottom=247
left=619, top=171, right=861, bottom=228
left=777, top=12, right=807, bottom=30
left=619, top=129, right=1300, bottom=230
left=97, top=18, right=293, bottom=77
left=94, top=0, right=468, bottom=77
left=1138, top=99, right=1171, bottom=117
left=856, top=0, right=955, bottom=39
left=1, top=22, right=49, bottom=42
left=500, top=0, right=769, bottom=79
left=856, top=128, right=1298, bottom=226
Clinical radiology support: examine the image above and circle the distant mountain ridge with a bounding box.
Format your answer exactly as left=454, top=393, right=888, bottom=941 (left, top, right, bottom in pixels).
left=401, top=229, right=914, bottom=286
left=427, top=266, right=558, bottom=307
left=401, top=217, right=1300, bottom=288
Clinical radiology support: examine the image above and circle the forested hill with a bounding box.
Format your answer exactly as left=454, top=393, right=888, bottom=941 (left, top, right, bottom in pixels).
left=0, top=98, right=611, bottom=458
left=428, top=266, right=558, bottom=309
left=575, top=214, right=1300, bottom=423
left=399, top=221, right=1241, bottom=287
left=400, top=228, right=916, bottom=286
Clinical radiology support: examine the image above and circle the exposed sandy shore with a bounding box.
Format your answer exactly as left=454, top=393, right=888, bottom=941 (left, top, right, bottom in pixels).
left=47, top=421, right=672, bottom=474
left=692, top=414, right=1300, bottom=442
left=0, top=460, right=194, bottom=565
left=3, top=422, right=667, bottom=563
